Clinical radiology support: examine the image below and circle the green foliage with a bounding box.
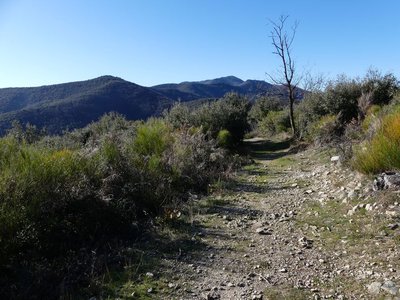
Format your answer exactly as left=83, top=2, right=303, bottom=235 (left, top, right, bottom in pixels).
left=217, top=129, right=233, bottom=149
left=323, top=75, right=362, bottom=123
left=362, top=69, right=399, bottom=105
left=258, top=109, right=291, bottom=136
left=248, top=96, right=282, bottom=123
left=295, top=71, right=399, bottom=143
left=7, top=120, right=47, bottom=143
left=307, top=115, right=342, bottom=145
left=164, top=92, right=251, bottom=146
left=0, top=112, right=235, bottom=298
left=130, top=118, right=172, bottom=172
left=296, top=92, right=328, bottom=138
left=353, top=109, right=400, bottom=173
left=361, top=105, right=382, bottom=133
left=163, top=102, right=191, bottom=128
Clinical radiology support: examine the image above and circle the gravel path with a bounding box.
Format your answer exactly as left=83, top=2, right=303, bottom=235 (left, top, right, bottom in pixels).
left=149, top=141, right=400, bottom=300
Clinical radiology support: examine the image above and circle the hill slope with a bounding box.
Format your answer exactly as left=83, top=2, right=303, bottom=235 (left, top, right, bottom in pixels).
left=0, top=76, right=172, bottom=134
left=0, top=75, right=304, bottom=135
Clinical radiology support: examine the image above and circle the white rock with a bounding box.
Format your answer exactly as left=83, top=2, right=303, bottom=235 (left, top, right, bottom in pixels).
left=331, top=156, right=340, bottom=162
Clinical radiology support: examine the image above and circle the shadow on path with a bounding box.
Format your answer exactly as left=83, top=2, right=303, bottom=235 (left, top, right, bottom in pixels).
left=244, top=138, right=292, bottom=161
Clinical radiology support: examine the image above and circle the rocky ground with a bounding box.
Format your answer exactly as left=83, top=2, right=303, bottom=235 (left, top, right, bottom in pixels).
left=108, top=139, right=400, bottom=300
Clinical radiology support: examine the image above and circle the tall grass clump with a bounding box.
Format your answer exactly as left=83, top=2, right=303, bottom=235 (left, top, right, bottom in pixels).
left=353, top=110, right=400, bottom=174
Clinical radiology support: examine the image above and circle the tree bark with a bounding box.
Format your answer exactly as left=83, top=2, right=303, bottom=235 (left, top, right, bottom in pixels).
left=288, top=87, right=296, bottom=136
left=268, top=15, right=299, bottom=138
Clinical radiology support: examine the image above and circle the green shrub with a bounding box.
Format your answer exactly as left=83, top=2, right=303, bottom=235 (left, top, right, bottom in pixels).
left=361, top=105, right=382, bottom=132
left=308, top=115, right=343, bottom=145
left=258, top=110, right=291, bottom=136
left=353, top=109, right=400, bottom=173
left=362, top=69, right=399, bottom=106
left=167, top=128, right=231, bottom=194
left=164, top=93, right=251, bottom=146
left=163, top=102, right=191, bottom=128
left=217, top=129, right=233, bottom=149
left=296, top=92, right=328, bottom=139
left=0, top=112, right=237, bottom=298
left=323, top=76, right=362, bottom=123
left=248, top=96, right=282, bottom=123
left=129, top=118, right=172, bottom=171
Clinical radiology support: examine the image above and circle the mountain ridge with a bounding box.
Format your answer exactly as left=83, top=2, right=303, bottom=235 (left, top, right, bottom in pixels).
left=0, top=75, right=303, bottom=135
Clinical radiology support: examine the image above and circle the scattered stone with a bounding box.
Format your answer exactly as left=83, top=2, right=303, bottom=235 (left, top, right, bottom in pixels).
left=367, top=282, right=382, bottom=295
left=298, top=237, right=313, bottom=248
left=279, top=268, right=288, bottom=273
left=207, top=291, right=221, bottom=300
left=256, top=227, right=271, bottom=235
left=381, top=280, right=399, bottom=295
left=252, top=292, right=263, bottom=300
left=386, top=210, right=399, bottom=217
left=388, top=223, right=399, bottom=230
left=222, top=215, right=232, bottom=221
left=347, top=191, right=357, bottom=199
left=331, top=156, right=340, bottom=162
left=374, top=172, right=400, bottom=190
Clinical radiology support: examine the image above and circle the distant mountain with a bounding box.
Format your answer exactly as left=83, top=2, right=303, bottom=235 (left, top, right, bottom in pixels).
left=199, top=76, right=244, bottom=86
left=152, top=76, right=303, bottom=102
left=0, top=76, right=171, bottom=134
left=0, top=75, right=304, bottom=135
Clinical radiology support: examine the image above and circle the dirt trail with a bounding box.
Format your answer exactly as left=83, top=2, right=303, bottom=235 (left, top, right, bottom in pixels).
left=137, top=139, right=400, bottom=300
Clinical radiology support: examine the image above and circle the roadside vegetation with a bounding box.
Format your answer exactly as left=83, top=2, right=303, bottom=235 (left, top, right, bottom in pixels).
left=250, top=69, right=400, bottom=174
left=0, top=93, right=251, bottom=299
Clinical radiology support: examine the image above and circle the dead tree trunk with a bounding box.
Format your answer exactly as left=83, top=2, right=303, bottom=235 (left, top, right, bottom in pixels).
left=268, top=15, right=299, bottom=137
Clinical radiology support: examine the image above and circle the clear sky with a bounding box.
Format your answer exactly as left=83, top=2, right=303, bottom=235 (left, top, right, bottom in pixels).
left=0, top=0, right=399, bottom=88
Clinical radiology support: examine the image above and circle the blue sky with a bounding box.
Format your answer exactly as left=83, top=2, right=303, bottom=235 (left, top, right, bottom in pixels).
left=0, top=0, right=399, bottom=88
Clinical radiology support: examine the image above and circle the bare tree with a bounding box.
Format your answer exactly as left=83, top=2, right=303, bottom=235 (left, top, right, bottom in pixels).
left=267, top=15, right=300, bottom=137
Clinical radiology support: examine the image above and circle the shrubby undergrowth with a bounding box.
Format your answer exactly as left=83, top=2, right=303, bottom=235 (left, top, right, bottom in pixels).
left=165, top=92, right=251, bottom=148
left=353, top=103, right=400, bottom=173
left=0, top=93, right=249, bottom=298
left=250, top=69, right=399, bottom=175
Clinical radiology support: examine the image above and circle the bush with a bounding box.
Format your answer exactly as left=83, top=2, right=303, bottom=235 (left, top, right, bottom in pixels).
left=217, top=129, right=234, bottom=149
left=353, top=109, right=400, bottom=174
left=323, top=76, right=362, bottom=123
left=258, top=109, right=291, bottom=136
left=362, top=69, right=399, bottom=106
left=308, top=115, right=343, bottom=146
left=0, top=113, right=237, bottom=298
left=248, top=96, right=282, bottom=123
left=130, top=118, right=172, bottom=171
left=163, top=102, right=191, bottom=128
left=164, top=93, right=251, bottom=146
left=296, top=92, right=328, bottom=139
